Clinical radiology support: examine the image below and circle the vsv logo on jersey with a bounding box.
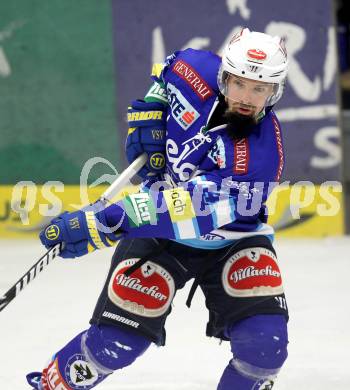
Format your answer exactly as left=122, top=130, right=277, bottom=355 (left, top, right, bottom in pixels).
left=208, top=136, right=226, bottom=168
left=167, top=82, right=200, bottom=130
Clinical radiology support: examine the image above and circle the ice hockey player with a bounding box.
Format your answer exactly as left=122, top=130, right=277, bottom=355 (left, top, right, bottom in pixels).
left=27, top=28, right=289, bottom=390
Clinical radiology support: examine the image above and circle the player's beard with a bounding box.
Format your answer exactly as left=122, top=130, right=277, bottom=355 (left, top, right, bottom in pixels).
left=224, top=106, right=258, bottom=140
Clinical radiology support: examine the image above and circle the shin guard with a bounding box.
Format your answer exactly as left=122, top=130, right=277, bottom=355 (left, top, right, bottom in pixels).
left=217, top=314, right=288, bottom=390
left=27, top=324, right=151, bottom=389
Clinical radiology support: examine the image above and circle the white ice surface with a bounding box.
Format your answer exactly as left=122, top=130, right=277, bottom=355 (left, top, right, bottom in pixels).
left=0, top=238, right=350, bottom=390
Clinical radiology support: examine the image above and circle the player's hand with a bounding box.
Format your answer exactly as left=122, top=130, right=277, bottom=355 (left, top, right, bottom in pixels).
left=39, top=203, right=121, bottom=259
left=126, top=99, right=166, bottom=178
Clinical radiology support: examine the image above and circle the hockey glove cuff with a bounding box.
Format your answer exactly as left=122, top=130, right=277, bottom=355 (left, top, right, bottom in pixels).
left=39, top=202, right=124, bottom=259
left=126, top=99, right=167, bottom=178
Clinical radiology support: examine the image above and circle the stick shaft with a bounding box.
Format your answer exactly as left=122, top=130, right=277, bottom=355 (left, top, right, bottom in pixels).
left=0, top=243, right=61, bottom=312
left=0, top=154, right=147, bottom=313
left=100, top=153, right=147, bottom=202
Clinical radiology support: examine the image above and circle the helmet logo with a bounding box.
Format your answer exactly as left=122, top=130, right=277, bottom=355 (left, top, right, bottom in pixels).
left=247, top=49, right=267, bottom=61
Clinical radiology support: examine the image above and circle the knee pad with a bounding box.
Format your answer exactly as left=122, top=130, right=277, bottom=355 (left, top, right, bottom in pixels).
left=228, top=314, right=288, bottom=382
left=83, top=323, right=151, bottom=371
left=40, top=324, right=151, bottom=389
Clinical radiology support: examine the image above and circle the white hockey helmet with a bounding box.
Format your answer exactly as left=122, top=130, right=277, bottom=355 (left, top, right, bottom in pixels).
left=218, top=28, right=288, bottom=106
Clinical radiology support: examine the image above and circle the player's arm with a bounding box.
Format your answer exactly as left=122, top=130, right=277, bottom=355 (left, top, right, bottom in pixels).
left=39, top=176, right=239, bottom=258
left=126, top=98, right=167, bottom=178
left=104, top=178, right=237, bottom=240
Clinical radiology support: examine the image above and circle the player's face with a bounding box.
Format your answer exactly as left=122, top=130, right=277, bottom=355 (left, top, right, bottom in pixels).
left=225, top=75, right=274, bottom=116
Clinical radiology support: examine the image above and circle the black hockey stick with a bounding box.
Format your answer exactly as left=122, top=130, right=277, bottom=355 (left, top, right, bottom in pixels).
left=0, top=243, right=62, bottom=312
left=0, top=153, right=147, bottom=313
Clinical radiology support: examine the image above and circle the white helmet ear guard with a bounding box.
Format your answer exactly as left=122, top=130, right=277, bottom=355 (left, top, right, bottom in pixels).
left=218, top=28, right=288, bottom=106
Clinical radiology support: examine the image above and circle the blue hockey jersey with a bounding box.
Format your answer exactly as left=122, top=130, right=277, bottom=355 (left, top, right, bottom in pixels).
left=104, top=49, right=285, bottom=248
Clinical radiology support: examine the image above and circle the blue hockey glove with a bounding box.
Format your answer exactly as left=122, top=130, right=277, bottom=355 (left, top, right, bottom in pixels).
left=126, top=99, right=167, bottom=178
left=39, top=203, right=123, bottom=259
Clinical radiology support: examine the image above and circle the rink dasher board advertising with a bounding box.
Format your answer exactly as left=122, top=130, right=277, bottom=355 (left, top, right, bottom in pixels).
left=0, top=0, right=344, bottom=239
left=112, top=0, right=340, bottom=184
left=0, top=184, right=344, bottom=239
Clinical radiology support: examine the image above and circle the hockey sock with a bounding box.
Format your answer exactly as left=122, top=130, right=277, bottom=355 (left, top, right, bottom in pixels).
left=27, top=324, right=151, bottom=390
left=217, top=314, right=288, bottom=390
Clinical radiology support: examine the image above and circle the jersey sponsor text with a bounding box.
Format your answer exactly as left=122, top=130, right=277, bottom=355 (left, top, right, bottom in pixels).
left=234, top=138, right=249, bottom=174
left=173, top=60, right=213, bottom=100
